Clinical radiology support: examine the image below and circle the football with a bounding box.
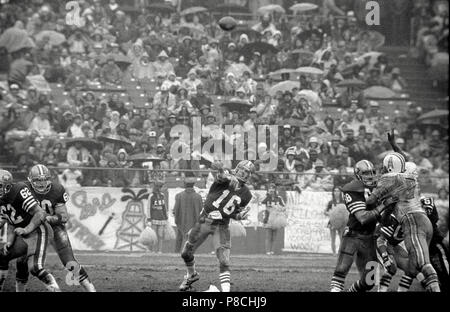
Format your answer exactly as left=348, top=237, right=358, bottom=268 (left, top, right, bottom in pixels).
left=218, top=16, right=237, bottom=31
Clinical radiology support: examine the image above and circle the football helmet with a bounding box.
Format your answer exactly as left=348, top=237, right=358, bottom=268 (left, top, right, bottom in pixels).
left=28, top=164, right=52, bottom=194
left=0, top=169, right=13, bottom=199
left=382, top=152, right=405, bottom=174
left=354, top=160, right=377, bottom=187
left=233, top=160, right=255, bottom=183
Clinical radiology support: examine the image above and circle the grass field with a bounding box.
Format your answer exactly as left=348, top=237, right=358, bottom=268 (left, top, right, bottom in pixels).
left=1, top=251, right=423, bottom=292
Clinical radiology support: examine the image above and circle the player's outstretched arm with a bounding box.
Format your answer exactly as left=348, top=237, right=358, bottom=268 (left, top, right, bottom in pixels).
left=387, top=128, right=408, bottom=161
left=14, top=204, right=46, bottom=236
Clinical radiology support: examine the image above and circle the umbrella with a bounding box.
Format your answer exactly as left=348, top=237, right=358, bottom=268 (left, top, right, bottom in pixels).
left=240, top=42, right=278, bottom=59
left=128, top=153, right=163, bottom=162
left=296, top=66, right=324, bottom=76
left=267, top=68, right=300, bottom=78
left=363, top=86, right=397, bottom=99
left=99, top=53, right=132, bottom=69
left=180, top=6, right=208, bottom=16
left=291, top=49, right=314, bottom=58
left=296, top=89, right=322, bottom=112
left=97, top=135, right=133, bottom=146
left=417, top=109, right=449, bottom=122
left=35, top=30, right=66, bottom=46
left=268, top=81, right=299, bottom=96
left=257, top=4, right=285, bottom=14
left=64, top=137, right=102, bottom=149
left=220, top=100, right=253, bottom=112
left=147, top=3, right=175, bottom=13
left=336, top=79, right=366, bottom=88
left=356, top=51, right=383, bottom=65
left=177, top=24, right=207, bottom=37
left=290, top=3, right=319, bottom=13
left=0, top=27, right=35, bottom=53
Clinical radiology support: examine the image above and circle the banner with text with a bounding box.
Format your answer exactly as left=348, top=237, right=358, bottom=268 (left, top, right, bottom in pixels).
left=62, top=187, right=334, bottom=253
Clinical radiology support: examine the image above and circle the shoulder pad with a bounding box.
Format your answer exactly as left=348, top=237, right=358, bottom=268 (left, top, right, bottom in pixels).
left=341, top=180, right=365, bottom=193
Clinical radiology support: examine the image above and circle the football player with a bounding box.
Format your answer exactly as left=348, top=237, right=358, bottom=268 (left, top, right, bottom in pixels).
left=366, top=154, right=441, bottom=291
left=179, top=160, right=254, bottom=292
left=0, top=169, right=60, bottom=291
left=14, top=164, right=96, bottom=292
left=330, top=160, right=391, bottom=292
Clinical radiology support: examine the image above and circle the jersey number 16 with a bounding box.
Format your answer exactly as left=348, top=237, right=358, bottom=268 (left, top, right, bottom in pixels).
left=212, top=190, right=241, bottom=215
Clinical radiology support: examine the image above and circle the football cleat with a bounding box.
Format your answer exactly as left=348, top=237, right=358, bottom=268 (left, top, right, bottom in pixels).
left=179, top=272, right=200, bottom=291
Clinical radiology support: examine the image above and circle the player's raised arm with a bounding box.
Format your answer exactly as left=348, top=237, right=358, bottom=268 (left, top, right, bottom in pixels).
left=387, top=129, right=408, bottom=161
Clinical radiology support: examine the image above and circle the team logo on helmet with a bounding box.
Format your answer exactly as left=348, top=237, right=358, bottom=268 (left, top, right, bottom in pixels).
left=28, top=164, right=52, bottom=194
left=382, top=152, right=405, bottom=174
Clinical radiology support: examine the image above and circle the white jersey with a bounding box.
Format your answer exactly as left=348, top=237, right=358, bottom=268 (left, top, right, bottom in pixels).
left=368, top=172, right=424, bottom=222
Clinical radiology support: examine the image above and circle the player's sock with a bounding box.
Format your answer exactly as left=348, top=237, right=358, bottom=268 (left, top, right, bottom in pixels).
left=398, top=275, right=414, bottom=292
left=330, top=274, right=345, bottom=292
left=15, top=280, right=27, bottom=292
left=186, top=262, right=196, bottom=277
left=348, top=280, right=362, bottom=292
left=79, top=267, right=96, bottom=292
left=379, top=273, right=393, bottom=292
left=37, top=270, right=61, bottom=292
left=421, top=264, right=441, bottom=292
left=219, top=271, right=231, bottom=292
left=0, top=270, right=8, bottom=291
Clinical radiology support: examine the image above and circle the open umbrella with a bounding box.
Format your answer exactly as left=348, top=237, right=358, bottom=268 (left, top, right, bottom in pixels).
left=180, top=6, right=208, bottom=16
left=35, top=30, right=66, bottom=46
left=268, top=81, right=299, bottom=96
left=97, top=135, right=133, bottom=147
left=363, top=86, right=397, bottom=99
left=417, top=109, right=449, bottom=122
left=290, top=3, right=319, bottom=13
left=296, top=89, right=322, bottom=112
left=267, top=68, right=300, bottom=79
left=0, top=27, right=35, bottom=53
left=64, top=137, right=102, bottom=150
left=356, top=51, right=383, bottom=65
left=147, top=3, right=175, bottom=13
left=336, top=79, right=366, bottom=88
left=240, top=42, right=278, bottom=60
left=225, top=63, right=253, bottom=77
left=257, top=4, right=285, bottom=14
left=128, top=153, right=163, bottom=162
left=296, top=66, right=324, bottom=76
left=220, top=100, right=253, bottom=112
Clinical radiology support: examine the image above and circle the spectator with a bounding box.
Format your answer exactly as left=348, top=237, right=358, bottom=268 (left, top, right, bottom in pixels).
left=325, top=186, right=347, bottom=255
left=67, top=142, right=91, bottom=167
left=301, top=160, right=333, bottom=192
left=190, top=83, right=213, bottom=111
left=173, top=177, right=203, bottom=253
left=261, top=183, right=286, bottom=255
left=147, top=181, right=169, bottom=254
left=28, top=107, right=53, bottom=136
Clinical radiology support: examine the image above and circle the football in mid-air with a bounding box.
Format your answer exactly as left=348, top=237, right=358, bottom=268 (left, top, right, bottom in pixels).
left=219, top=16, right=237, bottom=31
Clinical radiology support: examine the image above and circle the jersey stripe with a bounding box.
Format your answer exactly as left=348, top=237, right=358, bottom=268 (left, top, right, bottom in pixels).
left=23, top=198, right=37, bottom=212
left=347, top=201, right=366, bottom=213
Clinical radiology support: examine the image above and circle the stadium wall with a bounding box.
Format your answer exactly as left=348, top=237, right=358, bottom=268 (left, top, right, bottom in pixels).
left=61, top=186, right=337, bottom=254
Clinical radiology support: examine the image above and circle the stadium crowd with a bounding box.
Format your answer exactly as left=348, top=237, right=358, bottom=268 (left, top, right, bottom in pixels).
left=0, top=0, right=448, bottom=194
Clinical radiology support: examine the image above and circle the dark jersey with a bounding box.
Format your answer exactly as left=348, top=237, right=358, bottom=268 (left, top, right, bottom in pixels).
left=421, top=197, right=443, bottom=242
left=0, top=182, right=38, bottom=228
left=25, top=181, right=69, bottom=216
left=202, top=179, right=252, bottom=222
left=341, top=180, right=376, bottom=234
left=149, top=192, right=168, bottom=221
left=261, top=194, right=285, bottom=208
left=376, top=214, right=404, bottom=246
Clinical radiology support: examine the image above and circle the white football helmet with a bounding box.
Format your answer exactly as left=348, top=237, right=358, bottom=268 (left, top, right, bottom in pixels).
left=382, top=152, right=405, bottom=174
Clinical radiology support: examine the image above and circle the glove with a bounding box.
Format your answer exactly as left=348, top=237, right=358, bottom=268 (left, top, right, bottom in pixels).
left=381, top=252, right=394, bottom=271
left=229, top=175, right=240, bottom=190
left=14, top=228, right=28, bottom=236
left=383, top=196, right=399, bottom=207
